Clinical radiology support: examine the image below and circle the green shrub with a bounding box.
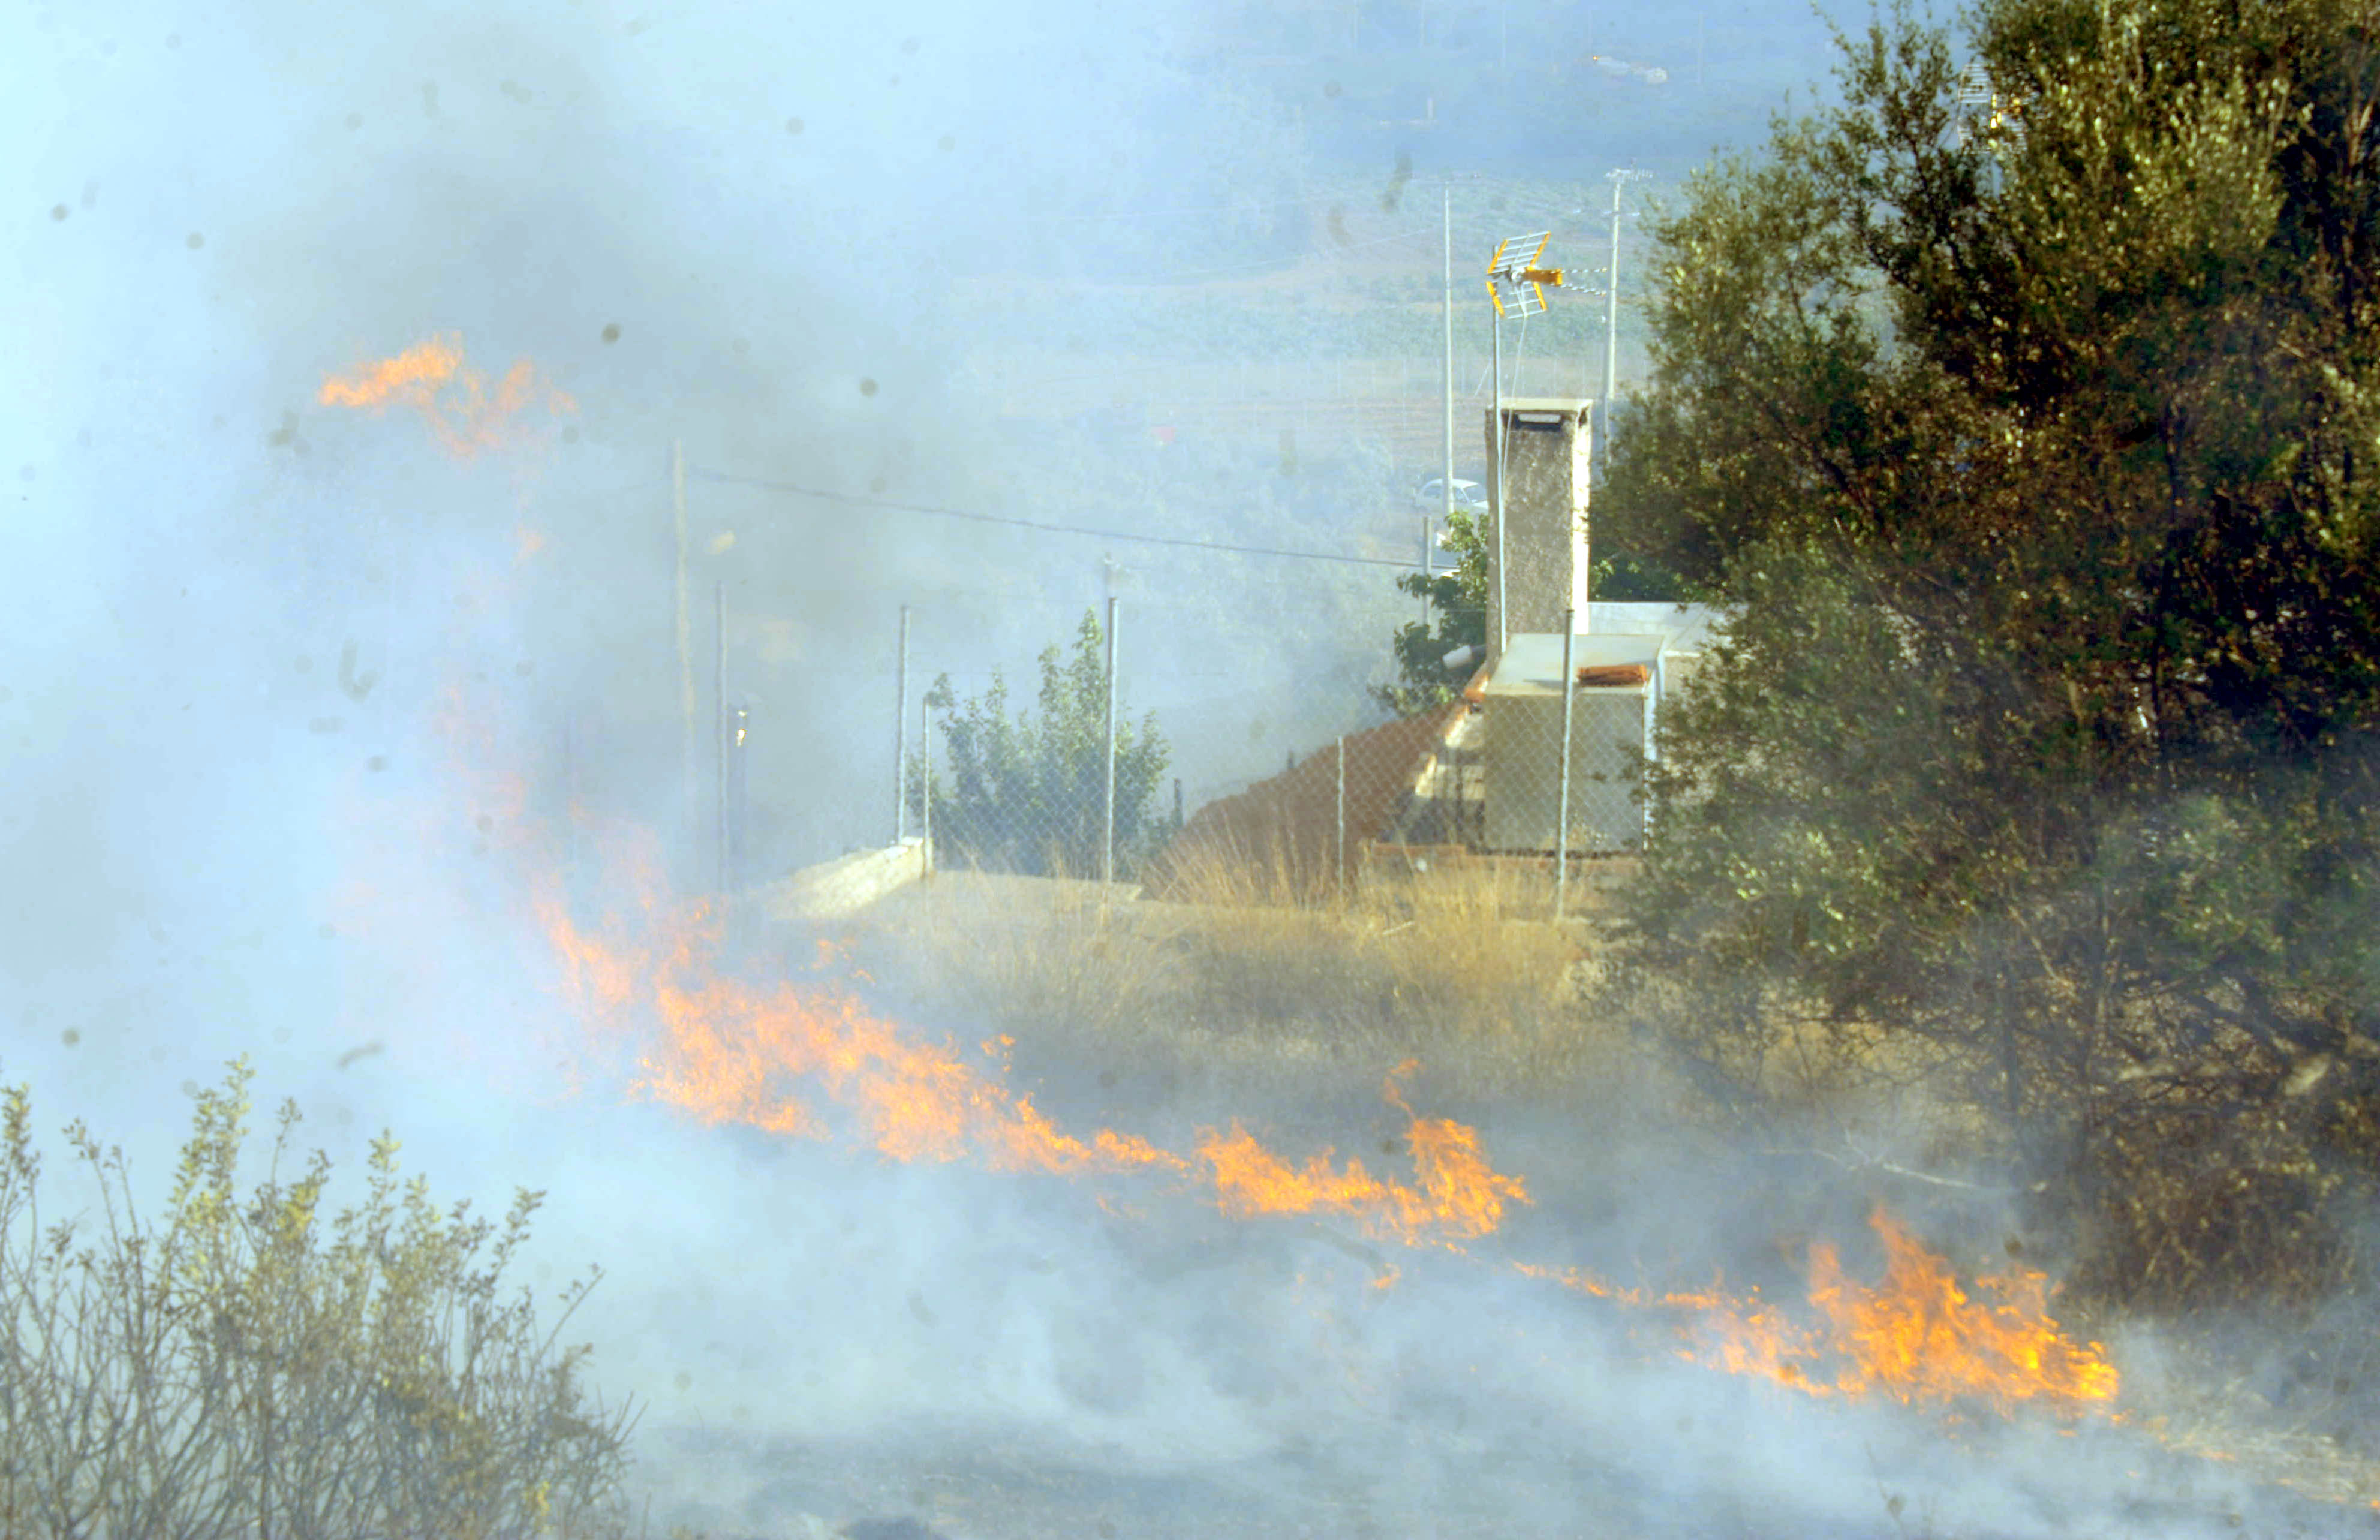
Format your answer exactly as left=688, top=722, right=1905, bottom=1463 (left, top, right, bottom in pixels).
left=0, top=1058, right=639, bottom=1540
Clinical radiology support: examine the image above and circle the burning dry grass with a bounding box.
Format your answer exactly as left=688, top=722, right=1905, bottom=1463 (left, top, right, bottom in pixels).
left=0, top=1061, right=637, bottom=1540
left=807, top=857, right=2158, bottom=1422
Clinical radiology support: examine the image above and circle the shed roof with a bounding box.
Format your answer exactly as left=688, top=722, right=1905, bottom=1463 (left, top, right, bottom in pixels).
left=1485, top=633, right=1665, bottom=700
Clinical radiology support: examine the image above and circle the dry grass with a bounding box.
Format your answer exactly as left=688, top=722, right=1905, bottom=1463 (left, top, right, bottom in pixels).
left=0, top=1059, right=639, bottom=1540
left=853, top=846, right=1677, bottom=1110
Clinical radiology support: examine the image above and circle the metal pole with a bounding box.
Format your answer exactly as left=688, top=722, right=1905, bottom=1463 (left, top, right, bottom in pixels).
left=1335, top=735, right=1347, bottom=901
left=729, top=702, right=748, bottom=891
left=921, top=694, right=934, bottom=879
left=1555, top=608, right=1577, bottom=921
left=1602, top=173, right=1626, bottom=464
left=895, top=604, right=911, bottom=843
left=1102, top=596, right=1120, bottom=886
left=673, top=440, right=695, bottom=850
left=1438, top=185, right=1454, bottom=627
left=1492, top=312, right=1508, bottom=655
left=715, top=579, right=729, bottom=895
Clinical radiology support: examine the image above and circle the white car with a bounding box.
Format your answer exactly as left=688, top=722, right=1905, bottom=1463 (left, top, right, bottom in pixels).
left=1418, top=476, right=1490, bottom=516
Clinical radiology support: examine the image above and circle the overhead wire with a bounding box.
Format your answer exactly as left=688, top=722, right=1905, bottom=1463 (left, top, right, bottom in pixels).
left=687, top=464, right=1421, bottom=570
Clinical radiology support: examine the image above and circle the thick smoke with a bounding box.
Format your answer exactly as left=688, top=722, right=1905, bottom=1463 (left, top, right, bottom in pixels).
left=4, top=1, right=2349, bottom=1536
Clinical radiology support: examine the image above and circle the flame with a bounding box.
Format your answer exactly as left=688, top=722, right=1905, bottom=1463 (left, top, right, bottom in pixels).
left=535, top=891, right=1530, bottom=1249
left=1199, top=1062, right=1528, bottom=1247
left=318, top=333, right=574, bottom=456
left=1804, top=1208, right=2120, bottom=1408
left=525, top=843, right=2119, bottom=1415
left=398, top=678, right=2122, bottom=1424
left=1521, top=1208, right=2120, bottom=1416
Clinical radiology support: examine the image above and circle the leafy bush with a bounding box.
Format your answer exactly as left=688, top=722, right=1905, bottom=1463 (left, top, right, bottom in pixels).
left=922, top=610, right=1173, bottom=880
left=0, top=1058, right=638, bottom=1540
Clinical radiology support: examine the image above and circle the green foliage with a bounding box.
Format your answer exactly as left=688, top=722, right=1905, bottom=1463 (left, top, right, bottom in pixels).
left=923, top=610, right=1175, bottom=878
left=0, top=1059, right=637, bottom=1540
left=1375, top=508, right=1490, bottom=717
left=1612, top=0, right=2380, bottom=1305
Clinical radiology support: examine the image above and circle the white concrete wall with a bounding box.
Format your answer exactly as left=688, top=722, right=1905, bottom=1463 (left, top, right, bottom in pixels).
left=758, top=838, right=931, bottom=922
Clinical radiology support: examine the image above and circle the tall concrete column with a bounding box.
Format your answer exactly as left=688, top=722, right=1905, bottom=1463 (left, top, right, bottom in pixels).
left=1484, top=397, right=1592, bottom=645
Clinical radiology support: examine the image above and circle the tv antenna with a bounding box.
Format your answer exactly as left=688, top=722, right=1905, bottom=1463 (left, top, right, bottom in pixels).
left=1485, top=231, right=1564, bottom=318
left=1951, top=62, right=2026, bottom=166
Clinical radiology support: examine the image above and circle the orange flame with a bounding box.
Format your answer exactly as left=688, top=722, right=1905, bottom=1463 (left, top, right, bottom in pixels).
left=318, top=333, right=574, bottom=456
left=1803, top=1207, right=2120, bottom=1409
left=405, top=679, right=2120, bottom=1423
left=1521, top=1208, right=2120, bottom=1416
left=536, top=892, right=1529, bottom=1249
left=1199, top=1062, right=1528, bottom=1247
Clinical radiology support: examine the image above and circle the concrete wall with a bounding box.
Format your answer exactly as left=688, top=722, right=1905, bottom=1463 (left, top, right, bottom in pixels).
left=1485, top=397, right=1592, bottom=651
left=758, top=837, right=932, bottom=922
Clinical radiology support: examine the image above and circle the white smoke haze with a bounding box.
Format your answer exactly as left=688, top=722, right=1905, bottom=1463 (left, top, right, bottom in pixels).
left=6, top=0, right=2369, bottom=1536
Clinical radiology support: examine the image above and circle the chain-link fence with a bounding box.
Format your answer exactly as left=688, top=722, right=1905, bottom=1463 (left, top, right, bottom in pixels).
left=850, top=595, right=1704, bottom=921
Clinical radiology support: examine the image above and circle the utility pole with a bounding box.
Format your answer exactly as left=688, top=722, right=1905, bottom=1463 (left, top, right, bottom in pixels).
left=714, top=579, right=728, bottom=895
left=1492, top=306, right=1506, bottom=655
left=672, top=439, right=696, bottom=850
left=1437, top=184, right=1454, bottom=627
left=894, top=604, right=911, bottom=843
left=1601, top=169, right=1648, bottom=467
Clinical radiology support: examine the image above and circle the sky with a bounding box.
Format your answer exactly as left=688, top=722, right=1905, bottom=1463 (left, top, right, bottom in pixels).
left=6, top=3, right=2300, bottom=1536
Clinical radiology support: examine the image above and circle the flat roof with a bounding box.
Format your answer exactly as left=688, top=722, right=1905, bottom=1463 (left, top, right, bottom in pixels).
left=1484, top=632, right=1665, bottom=698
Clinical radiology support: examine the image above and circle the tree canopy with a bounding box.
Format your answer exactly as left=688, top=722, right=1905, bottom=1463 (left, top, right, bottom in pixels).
left=1608, top=0, right=2380, bottom=1306
left=922, top=611, right=1172, bottom=880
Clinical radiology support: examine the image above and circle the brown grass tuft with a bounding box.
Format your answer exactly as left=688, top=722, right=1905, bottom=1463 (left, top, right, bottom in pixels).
left=853, top=850, right=1665, bottom=1109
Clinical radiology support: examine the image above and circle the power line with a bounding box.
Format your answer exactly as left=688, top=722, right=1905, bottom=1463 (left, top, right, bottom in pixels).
left=687, top=464, right=1422, bottom=570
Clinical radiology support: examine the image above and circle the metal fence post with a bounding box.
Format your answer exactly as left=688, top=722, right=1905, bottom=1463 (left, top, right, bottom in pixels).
left=895, top=604, right=911, bottom=844
left=1555, top=608, right=1577, bottom=921
left=1335, top=734, right=1347, bottom=902
left=1490, top=327, right=1502, bottom=654
left=1103, top=595, right=1120, bottom=886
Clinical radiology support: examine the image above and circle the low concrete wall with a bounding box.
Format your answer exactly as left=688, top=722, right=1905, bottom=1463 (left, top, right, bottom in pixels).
left=758, top=838, right=931, bottom=922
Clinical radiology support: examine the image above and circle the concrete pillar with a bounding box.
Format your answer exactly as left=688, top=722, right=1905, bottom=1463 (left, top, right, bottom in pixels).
left=1485, top=397, right=1593, bottom=648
